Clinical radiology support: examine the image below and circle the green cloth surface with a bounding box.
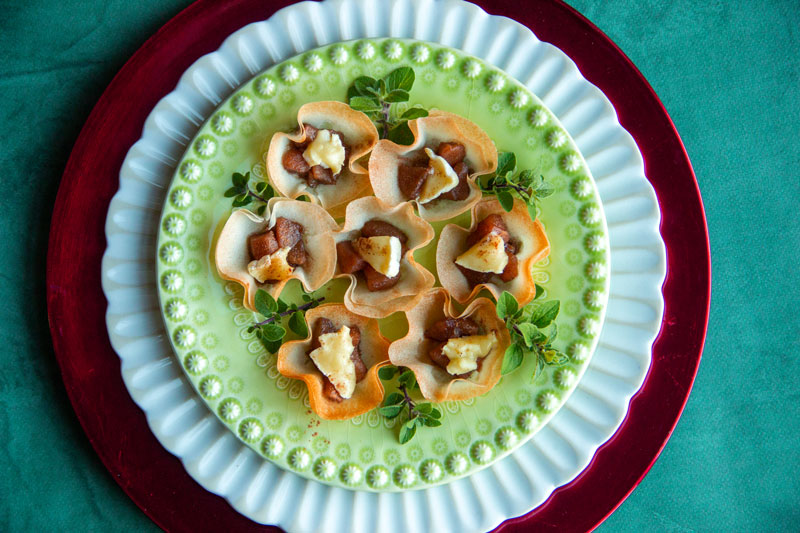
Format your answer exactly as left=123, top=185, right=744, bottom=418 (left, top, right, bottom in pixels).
left=0, top=0, right=797, bottom=530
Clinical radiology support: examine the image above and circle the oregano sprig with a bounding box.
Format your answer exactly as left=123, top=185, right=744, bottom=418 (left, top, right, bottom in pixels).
left=347, top=67, right=428, bottom=144
left=224, top=171, right=275, bottom=215
left=480, top=152, right=555, bottom=220
left=247, top=288, right=324, bottom=353
left=496, top=288, right=569, bottom=381
left=377, top=365, right=442, bottom=444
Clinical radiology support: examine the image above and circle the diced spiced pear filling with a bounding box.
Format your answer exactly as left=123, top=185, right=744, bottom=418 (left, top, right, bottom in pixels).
left=398, top=142, right=471, bottom=203
left=455, top=214, right=519, bottom=287
left=281, top=124, right=350, bottom=187
left=424, top=317, right=497, bottom=378
left=336, top=219, right=409, bottom=292
left=247, top=217, right=307, bottom=283
left=308, top=318, right=367, bottom=402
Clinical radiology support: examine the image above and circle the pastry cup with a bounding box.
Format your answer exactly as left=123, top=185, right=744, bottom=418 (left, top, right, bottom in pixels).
left=266, top=101, right=379, bottom=217
left=437, top=197, right=550, bottom=306
left=334, top=196, right=435, bottom=318
left=277, top=304, right=391, bottom=420
left=389, top=288, right=511, bottom=402
left=368, top=110, right=497, bottom=221
left=214, top=198, right=338, bottom=311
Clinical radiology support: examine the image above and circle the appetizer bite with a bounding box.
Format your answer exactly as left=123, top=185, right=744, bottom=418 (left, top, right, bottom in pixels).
left=215, top=198, right=338, bottom=311
left=277, top=304, right=391, bottom=420
left=334, top=196, right=435, bottom=318
left=368, top=110, right=497, bottom=221
left=389, top=288, right=510, bottom=402
left=437, top=197, right=550, bottom=306
left=266, top=101, right=379, bottom=217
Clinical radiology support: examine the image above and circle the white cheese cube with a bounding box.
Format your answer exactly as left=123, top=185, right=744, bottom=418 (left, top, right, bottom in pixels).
left=247, top=247, right=295, bottom=283
left=353, top=236, right=402, bottom=277
left=303, top=129, right=346, bottom=175
left=308, top=325, right=357, bottom=399
left=417, top=147, right=459, bottom=204
left=454, top=233, right=509, bottom=274
left=442, top=332, right=498, bottom=375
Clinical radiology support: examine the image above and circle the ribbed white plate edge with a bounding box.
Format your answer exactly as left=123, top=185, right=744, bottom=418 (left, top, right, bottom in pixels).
left=100, top=1, right=666, bottom=532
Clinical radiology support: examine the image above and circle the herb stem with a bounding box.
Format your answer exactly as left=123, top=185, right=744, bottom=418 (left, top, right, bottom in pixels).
left=380, top=102, right=391, bottom=139
left=254, top=296, right=325, bottom=326
left=247, top=187, right=270, bottom=203
left=399, top=382, right=416, bottom=416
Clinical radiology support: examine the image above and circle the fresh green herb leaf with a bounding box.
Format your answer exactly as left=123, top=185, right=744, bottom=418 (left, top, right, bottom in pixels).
left=401, top=107, right=428, bottom=120
left=399, top=419, right=417, bottom=444
left=530, top=300, right=560, bottom=328
left=349, top=95, right=382, bottom=112
left=534, top=283, right=545, bottom=300
left=379, top=404, right=404, bottom=418
left=385, top=122, right=415, bottom=145
left=254, top=290, right=278, bottom=316
left=383, top=89, right=410, bottom=103
left=385, top=391, right=404, bottom=405
left=496, top=152, right=516, bottom=176
left=262, top=324, right=286, bottom=342
left=501, top=343, right=524, bottom=374
left=496, top=189, right=514, bottom=211
left=224, top=187, right=240, bottom=198
left=496, top=291, right=519, bottom=318
left=429, top=407, right=442, bottom=419
left=288, top=310, right=308, bottom=337
left=379, top=366, right=399, bottom=380
left=422, top=417, right=442, bottom=427
left=415, top=402, right=433, bottom=415
left=518, top=323, right=546, bottom=347
left=383, top=66, right=415, bottom=93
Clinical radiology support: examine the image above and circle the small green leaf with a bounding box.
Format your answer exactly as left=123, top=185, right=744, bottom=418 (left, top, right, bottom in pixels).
left=429, top=407, right=442, bottom=420
left=527, top=201, right=539, bottom=221
left=416, top=403, right=433, bottom=415
left=383, top=66, right=415, bottom=92
left=349, top=96, right=382, bottom=112
left=530, top=300, right=560, bottom=328
left=301, top=293, right=312, bottom=302
left=288, top=310, right=308, bottom=337
left=255, top=181, right=267, bottom=194
left=262, top=324, right=286, bottom=342
left=385, top=121, right=415, bottom=145
left=398, top=369, right=417, bottom=389
left=534, top=283, right=545, bottom=300
left=254, top=290, right=278, bottom=316
left=401, top=107, right=428, bottom=120
left=273, top=300, right=286, bottom=314
left=353, top=76, right=380, bottom=95
left=383, top=89, right=410, bottom=103
left=224, top=186, right=241, bottom=198
left=422, top=418, right=442, bottom=427
left=384, top=391, right=404, bottom=405
left=379, top=366, right=398, bottom=380
left=501, top=343, right=524, bottom=374
left=379, top=404, right=404, bottom=418
left=256, top=204, right=267, bottom=216
left=232, top=194, right=251, bottom=207
left=261, top=338, right=282, bottom=354
left=496, top=189, right=514, bottom=211
left=232, top=172, right=247, bottom=188
left=399, top=419, right=417, bottom=444
left=536, top=181, right=555, bottom=198
left=496, top=152, right=516, bottom=176
left=517, top=169, right=536, bottom=186
left=496, top=291, right=518, bottom=319
left=518, top=323, right=546, bottom=347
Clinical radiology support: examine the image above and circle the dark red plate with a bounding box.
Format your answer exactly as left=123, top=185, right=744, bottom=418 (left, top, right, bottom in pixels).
left=46, top=0, right=710, bottom=531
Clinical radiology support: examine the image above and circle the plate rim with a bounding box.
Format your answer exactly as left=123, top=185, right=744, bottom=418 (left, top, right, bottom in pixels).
left=46, top=1, right=709, bottom=532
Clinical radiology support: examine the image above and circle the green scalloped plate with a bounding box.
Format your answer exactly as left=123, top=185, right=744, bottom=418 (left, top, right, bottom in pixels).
left=155, top=38, right=610, bottom=492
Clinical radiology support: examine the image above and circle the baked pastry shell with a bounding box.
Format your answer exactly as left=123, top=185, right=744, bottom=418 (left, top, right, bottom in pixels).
left=276, top=304, right=391, bottom=420
left=214, top=198, right=338, bottom=311
left=436, top=197, right=550, bottom=307
left=389, top=288, right=511, bottom=402
left=368, top=110, right=497, bottom=221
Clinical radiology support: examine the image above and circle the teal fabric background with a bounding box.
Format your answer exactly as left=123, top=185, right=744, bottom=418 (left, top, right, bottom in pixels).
left=0, top=0, right=797, bottom=530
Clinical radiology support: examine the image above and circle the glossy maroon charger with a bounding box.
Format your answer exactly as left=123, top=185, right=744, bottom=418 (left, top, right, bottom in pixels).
left=46, top=0, right=710, bottom=531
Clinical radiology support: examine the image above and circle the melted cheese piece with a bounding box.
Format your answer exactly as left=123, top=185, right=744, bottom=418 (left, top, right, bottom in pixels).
left=454, top=233, right=509, bottom=274
left=303, top=129, right=346, bottom=174
left=247, top=247, right=294, bottom=283
left=308, top=325, right=356, bottom=399
left=353, top=236, right=402, bottom=277
left=442, top=332, right=498, bottom=375
left=417, top=147, right=459, bottom=204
